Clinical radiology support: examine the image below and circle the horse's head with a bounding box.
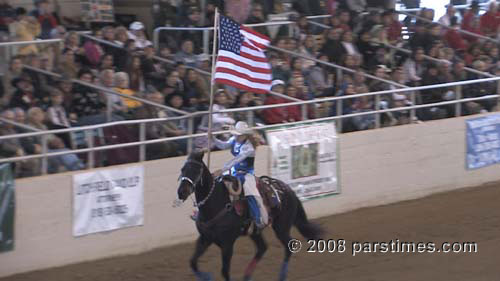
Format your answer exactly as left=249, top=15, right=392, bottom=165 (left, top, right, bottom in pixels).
left=177, top=151, right=206, bottom=201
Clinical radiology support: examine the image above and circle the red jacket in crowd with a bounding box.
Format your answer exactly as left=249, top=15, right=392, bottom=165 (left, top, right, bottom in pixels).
left=480, top=11, right=500, bottom=36
left=444, top=28, right=467, bottom=51
left=262, top=96, right=302, bottom=124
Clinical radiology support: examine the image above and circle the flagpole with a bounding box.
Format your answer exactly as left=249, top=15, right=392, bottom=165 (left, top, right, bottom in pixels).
left=206, top=8, right=219, bottom=171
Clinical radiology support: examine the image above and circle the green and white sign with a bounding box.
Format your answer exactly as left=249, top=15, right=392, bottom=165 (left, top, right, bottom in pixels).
left=0, top=163, right=15, bottom=252
left=266, top=122, right=339, bottom=200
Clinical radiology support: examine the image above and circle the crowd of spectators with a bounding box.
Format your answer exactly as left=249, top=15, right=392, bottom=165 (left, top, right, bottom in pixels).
left=1, top=0, right=500, bottom=177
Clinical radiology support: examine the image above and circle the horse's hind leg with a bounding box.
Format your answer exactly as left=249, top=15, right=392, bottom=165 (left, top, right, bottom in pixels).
left=243, top=229, right=268, bottom=281
left=274, top=224, right=294, bottom=281
left=191, top=236, right=213, bottom=281
left=273, top=203, right=297, bottom=281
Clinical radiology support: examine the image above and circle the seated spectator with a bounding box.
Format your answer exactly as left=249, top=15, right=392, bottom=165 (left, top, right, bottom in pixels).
left=340, top=30, right=359, bottom=57
left=133, top=90, right=183, bottom=159
left=70, top=69, right=106, bottom=123
left=46, top=88, right=72, bottom=147
left=125, top=55, right=145, bottom=92
left=1, top=55, right=24, bottom=107
left=99, top=53, right=115, bottom=71
left=9, top=74, right=40, bottom=111
left=463, top=60, right=497, bottom=114
left=162, top=69, right=184, bottom=100
left=83, top=28, right=104, bottom=68
left=12, top=107, right=26, bottom=130
left=283, top=84, right=303, bottom=121
left=443, top=18, right=465, bottom=53
left=9, top=7, right=40, bottom=55
left=179, top=6, right=203, bottom=52
left=55, top=48, right=80, bottom=79
left=29, top=0, right=58, bottom=39
left=211, top=89, right=236, bottom=129
left=113, top=26, right=128, bottom=47
left=99, top=69, right=127, bottom=116
left=194, top=89, right=235, bottom=148
left=24, top=54, right=50, bottom=102
left=438, top=4, right=456, bottom=27
left=174, top=39, right=198, bottom=67
left=113, top=71, right=142, bottom=111
left=308, top=54, right=334, bottom=98
left=0, top=110, right=39, bottom=177
left=233, top=91, right=264, bottom=123
left=49, top=24, right=65, bottom=39
left=183, top=68, right=209, bottom=109
left=127, top=21, right=152, bottom=49
left=402, top=47, right=426, bottom=85
left=0, top=0, right=15, bottom=33
left=262, top=80, right=290, bottom=124
left=419, top=63, right=448, bottom=120
left=480, top=2, right=500, bottom=37
left=47, top=137, right=84, bottom=173
left=141, top=45, right=165, bottom=89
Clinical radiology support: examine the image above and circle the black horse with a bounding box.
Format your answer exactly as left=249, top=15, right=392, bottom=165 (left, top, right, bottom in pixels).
left=177, top=152, right=324, bottom=281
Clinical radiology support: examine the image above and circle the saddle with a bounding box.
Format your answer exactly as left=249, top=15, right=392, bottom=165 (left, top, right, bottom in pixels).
left=222, top=175, right=285, bottom=217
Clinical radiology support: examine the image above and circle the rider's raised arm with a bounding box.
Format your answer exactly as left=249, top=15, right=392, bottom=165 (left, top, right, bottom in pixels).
left=221, top=141, right=255, bottom=173
left=213, top=136, right=234, bottom=150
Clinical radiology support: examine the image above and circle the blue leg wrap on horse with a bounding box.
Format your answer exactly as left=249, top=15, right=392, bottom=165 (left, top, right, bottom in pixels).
left=279, top=261, right=289, bottom=281
left=247, top=196, right=262, bottom=222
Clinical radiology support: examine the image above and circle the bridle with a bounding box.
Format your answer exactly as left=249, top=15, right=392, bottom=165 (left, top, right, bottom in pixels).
left=179, top=159, right=215, bottom=208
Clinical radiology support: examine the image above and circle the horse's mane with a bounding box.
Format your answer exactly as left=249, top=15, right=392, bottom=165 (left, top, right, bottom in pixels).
left=188, top=151, right=205, bottom=163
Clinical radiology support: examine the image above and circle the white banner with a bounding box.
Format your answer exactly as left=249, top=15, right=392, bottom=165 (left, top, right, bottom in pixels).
left=73, top=165, right=144, bottom=237
left=266, top=122, right=339, bottom=200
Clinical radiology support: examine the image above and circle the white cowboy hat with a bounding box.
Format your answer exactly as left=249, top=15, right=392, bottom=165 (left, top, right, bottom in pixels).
left=129, top=21, right=145, bottom=31
left=231, top=121, right=253, bottom=136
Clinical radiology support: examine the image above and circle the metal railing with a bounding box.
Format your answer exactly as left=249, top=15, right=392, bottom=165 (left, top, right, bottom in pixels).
left=153, top=14, right=332, bottom=54
left=397, top=9, right=499, bottom=44
left=1, top=76, right=499, bottom=175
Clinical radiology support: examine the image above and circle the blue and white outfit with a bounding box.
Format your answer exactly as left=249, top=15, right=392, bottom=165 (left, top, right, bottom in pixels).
left=213, top=136, right=268, bottom=228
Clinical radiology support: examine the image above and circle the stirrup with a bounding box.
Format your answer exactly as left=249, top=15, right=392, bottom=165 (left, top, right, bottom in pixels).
left=190, top=210, right=199, bottom=221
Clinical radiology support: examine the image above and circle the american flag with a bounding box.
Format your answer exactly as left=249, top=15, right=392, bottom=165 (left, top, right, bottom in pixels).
left=214, top=15, right=272, bottom=94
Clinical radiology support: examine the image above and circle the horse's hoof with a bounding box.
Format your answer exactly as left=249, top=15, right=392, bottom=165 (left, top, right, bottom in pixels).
left=195, top=271, right=213, bottom=281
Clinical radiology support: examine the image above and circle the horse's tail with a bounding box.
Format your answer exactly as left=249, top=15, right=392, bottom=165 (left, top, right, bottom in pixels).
left=294, top=196, right=324, bottom=240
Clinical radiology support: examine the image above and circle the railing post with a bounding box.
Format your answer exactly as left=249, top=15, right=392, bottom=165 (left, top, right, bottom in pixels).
left=375, top=95, right=381, bottom=129
left=86, top=130, right=95, bottom=169
left=203, top=29, right=210, bottom=55
left=106, top=96, right=112, bottom=123
left=187, top=117, right=194, bottom=154
left=41, top=135, right=48, bottom=175
left=336, top=69, right=343, bottom=86
left=455, top=85, right=462, bottom=117
left=410, top=91, right=416, bottom=122
left=301, top=104, right=308, bottom=121
left=246, top=110, right=255, bottom=126
left=336, top=99, right=343, bottom=133
left=497, top=80, right=500, bottom=112
left=201, top=0, right=206, bottom=26
left=153, top=28, right=159, bottom=50
left=139, top=123, right=146, bottom=162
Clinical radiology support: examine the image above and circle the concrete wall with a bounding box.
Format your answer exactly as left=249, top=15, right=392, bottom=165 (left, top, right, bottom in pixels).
left=1, top=114, right=500, bottom=277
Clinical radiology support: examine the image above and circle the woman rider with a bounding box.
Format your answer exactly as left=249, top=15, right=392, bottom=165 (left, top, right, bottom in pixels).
left=212, top=121, right=268, bottom=229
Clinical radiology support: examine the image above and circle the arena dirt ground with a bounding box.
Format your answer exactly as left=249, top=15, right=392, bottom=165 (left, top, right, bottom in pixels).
left=2, top=182, right=500, bottom=281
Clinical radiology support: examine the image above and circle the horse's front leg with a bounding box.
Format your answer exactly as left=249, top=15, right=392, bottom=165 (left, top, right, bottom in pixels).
left=243, top=229, right=268, bottom=281
left=221, top=241, right=235, bottom=281
left=191, top=236, right=213, bottom=281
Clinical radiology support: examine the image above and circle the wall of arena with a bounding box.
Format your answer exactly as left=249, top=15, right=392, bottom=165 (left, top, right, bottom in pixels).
left=17, top=0, right=82, bottom=19
left=1, top=113, right=500, bottom=277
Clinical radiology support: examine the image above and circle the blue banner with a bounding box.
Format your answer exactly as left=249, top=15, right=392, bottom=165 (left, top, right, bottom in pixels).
left=466, top=114, right=500, bottom=170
